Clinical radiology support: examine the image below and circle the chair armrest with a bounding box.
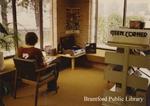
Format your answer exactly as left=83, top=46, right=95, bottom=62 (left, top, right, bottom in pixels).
left=36, top=63, right=56, bottom=73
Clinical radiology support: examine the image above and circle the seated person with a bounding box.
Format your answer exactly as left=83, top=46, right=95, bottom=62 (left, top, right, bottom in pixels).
left=18, top=32, right=59, bottom=91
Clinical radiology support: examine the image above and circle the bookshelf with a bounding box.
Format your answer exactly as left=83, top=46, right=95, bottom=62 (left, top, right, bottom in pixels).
left=103, top=28, right=150, bottom=106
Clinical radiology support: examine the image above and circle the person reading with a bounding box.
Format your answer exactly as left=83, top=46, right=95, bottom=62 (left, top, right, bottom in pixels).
left=18, top=32, right=59, bottom=92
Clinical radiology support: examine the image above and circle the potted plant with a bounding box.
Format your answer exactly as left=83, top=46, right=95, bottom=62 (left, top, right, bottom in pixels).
left=0, top=23, right=15, bottom=71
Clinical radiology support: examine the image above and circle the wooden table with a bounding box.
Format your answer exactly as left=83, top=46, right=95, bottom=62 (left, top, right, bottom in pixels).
left=59, top=53, right=86, bottom=70
left=0, top=58, right=15, bottom=76
left=0, top=58, right=15, bottom=98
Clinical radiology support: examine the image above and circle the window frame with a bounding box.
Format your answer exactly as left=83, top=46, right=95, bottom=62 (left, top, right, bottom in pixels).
left=1, top=0, right=56, bottom=59
left=93, top=0, right=127, bottom=50
left=3, top=0, right=55, bottom=58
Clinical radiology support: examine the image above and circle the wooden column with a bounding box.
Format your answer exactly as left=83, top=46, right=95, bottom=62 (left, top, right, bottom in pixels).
left=12, top=0, right=18, bottom=53
left=94, top=0, right=98, bottom=44
left=123, top=0, right=127, bottom=27
left=39, top=0, right=43, bottom=49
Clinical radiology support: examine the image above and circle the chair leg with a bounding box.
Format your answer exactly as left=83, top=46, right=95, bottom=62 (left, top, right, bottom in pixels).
left=13, top=71, right=17, bottom=99
left=0, top=97, right=5, bottom=106
left=55, top=85, right=58, bottom=94
left=35, top=84, right=39, bottom=106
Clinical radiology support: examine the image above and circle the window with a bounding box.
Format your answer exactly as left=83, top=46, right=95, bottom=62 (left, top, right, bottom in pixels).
left=90, top=0, right=96, bottom=43
left=16, top=0, right=53, bottom=49
left=0, top=0, right=15, bottom=57
left=16, top=0, right=40, bottom=48
left=96, top=0, right=124, bottom=50
left=0, top=0, right=54, bottom=58
left=126, top=0, right=150, bottom=28
left=43, top=0, right=53, bottom=48
left=91, top=0, right=150, bottom=50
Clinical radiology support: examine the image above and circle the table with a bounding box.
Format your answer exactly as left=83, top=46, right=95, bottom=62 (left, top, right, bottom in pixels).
left=0, top=59, right=15, bottom=76
left=0, top=59, right=15, bottom=98
left=59, top=53, right=86, bottom=70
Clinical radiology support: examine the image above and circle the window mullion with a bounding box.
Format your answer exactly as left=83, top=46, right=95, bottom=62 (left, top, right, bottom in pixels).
left=123, top=0, right=127, bottom=27
left=39, top=0, right=43, bottom=49
left=12, top=0, right=18, bottom=53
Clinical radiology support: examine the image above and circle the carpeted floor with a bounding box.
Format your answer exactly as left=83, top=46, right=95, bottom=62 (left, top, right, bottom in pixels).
left=4, top=67, right=107, bottom=106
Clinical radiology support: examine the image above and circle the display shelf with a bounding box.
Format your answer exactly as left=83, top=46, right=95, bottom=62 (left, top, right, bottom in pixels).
left=103, top=42, right=149, bottom=106
left=129, top=55, right=150, bottom=68
left=127, top=75, right=148, bottom=90
left=107, top=42, right=150, bottom=50
left=105, top=51, right=150, bottom=68
left=105, top=52, right=124, bottom=65
left=139, top=68, right=150, bottom=83
left=105, top=66, right=124, bottom=83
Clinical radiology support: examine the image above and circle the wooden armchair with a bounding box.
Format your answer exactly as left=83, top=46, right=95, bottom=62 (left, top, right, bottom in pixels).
left=13, top=57, right=57, bottom=106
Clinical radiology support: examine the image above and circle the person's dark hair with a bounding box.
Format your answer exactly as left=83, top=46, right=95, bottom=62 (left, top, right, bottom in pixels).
left=25, top=32, right=38, bottom=45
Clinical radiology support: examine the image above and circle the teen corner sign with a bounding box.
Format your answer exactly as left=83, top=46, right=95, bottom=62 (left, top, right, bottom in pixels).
left=108, top=28, right=150, bottom=46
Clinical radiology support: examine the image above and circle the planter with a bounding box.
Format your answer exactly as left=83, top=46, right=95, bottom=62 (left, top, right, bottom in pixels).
left=0, top=52, right=5, bottom=71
